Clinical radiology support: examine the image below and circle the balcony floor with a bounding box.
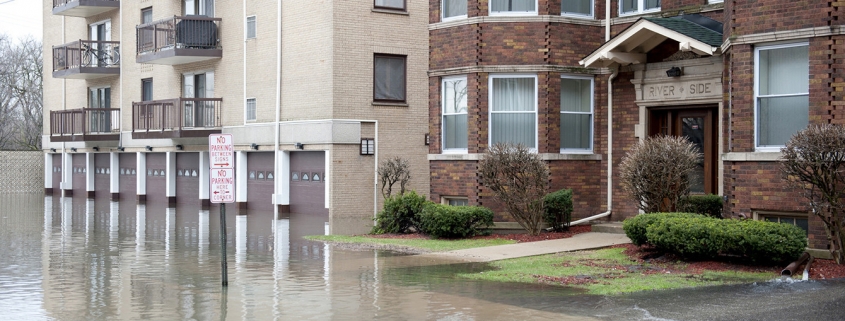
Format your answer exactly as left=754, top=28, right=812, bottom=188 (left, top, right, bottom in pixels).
left=52, top=0, right=119, bottom=17
left=50, top=133, right=120, bottom=143
left=136, top=48, right=222, bottom=65
left=132, top=129, right=221, bottom=140
left=53, top=66, right=119, bottom=79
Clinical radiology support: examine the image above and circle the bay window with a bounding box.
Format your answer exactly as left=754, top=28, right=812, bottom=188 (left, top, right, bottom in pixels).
left=442, top=76, right=468, bottom=152
left=489, top=75, right=537, bottom=149
left=560, top=76, right=593, bottom=152
left=755, top=42, right=809, bottom=149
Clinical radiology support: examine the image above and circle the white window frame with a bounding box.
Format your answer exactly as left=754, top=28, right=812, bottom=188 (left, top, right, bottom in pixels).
left=441, top=196, right=469, bottom=206
left=618, top=0, right=660, bottom=16
left=561, top=0, right=594, bottom=18
left=488, top=74, right=539, bottom=152
left=753, top=41, right=809, bottom=151
left=442, top=75, right=468, bottom=154
left=560, top=75, right=594, bottom=154
left=245, top=97, right=256, bottom=122
left=442, top=0, right=468, bottom=22
left=489, top=0, right=538, bottom=16
left=246, top=15, right=256, bottom=39
left=708, top=0, right=724, bottom=3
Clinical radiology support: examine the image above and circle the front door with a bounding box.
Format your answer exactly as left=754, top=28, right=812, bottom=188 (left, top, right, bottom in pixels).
left=648, top=106, right=717, bottom=194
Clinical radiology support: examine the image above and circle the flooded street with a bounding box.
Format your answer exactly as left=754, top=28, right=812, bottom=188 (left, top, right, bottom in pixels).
left=2, top=194, right=845, bottom=320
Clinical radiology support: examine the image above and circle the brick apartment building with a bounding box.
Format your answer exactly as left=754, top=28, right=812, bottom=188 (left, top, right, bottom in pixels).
left=42, top=0, right=429, bottom=235
left=427, top=0, right=842, bottom=253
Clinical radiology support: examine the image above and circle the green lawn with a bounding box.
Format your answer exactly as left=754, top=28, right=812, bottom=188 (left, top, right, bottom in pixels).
left=305, top=234, right=515, bottom=252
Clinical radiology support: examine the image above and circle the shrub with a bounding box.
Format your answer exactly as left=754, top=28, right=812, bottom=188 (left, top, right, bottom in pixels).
left=680, top=194, right=723, bottom=218
left=378, top=156, right=411, bottom=199
left=619, top=136, right=701, bottom=213
left=622, top=213, right=704, bottom=246
left=372, top=191, right=427, bottom=234
left=631, top=214, right=808, bottom=264
left=418, top=203, right=494, bottom=239
left=478, top=142, right=550, bottom=235
left=543, top=189, right=573, bottom=231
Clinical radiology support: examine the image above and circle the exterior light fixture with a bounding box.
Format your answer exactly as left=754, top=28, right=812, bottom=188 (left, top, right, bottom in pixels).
left=93, top=146, right=99, bottom=151
left=117, top=146, right=125, bottom=151
left=176, top=144, right=183, bottom=150
left=251, top=143, right=259, bottom=150
left=50, top=148, right=56, bottom=153
left=425, top=133, right=430, bottom=145
left=145, top=146, right=153, bottom=151
left=295, top=143, right=304, bottom=150
left=666, top=66, right=682, bottom=77
left=70, top=147, right=77, bottom=152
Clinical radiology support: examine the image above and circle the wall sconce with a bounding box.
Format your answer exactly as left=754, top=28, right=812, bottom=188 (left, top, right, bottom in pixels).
left=294, top=142, right=304, bottom=150
left=50, top=148, right=56, bottom=153
left=176, top=144, right=183, bottom=150
left=666, top=66, right=682, bottom=77
left=250, top=143, right=259, bottom=150
left=93, top=146, right=99, bottom=151
left=425, top=133, right=430, bottom=146
left=70, top=147, right=77, bottom=152
left=360, top=138, right=375, bottom=155
left=145, top=146, right=153, bottom=151
left=117, top=146, right=125, bottom=151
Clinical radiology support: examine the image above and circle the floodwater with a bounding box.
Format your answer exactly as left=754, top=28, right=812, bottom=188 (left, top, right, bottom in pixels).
left=2, top=194, right=845, bottom=321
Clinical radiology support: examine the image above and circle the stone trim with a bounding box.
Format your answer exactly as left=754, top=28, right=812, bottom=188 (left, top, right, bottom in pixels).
left=429, top=65, right=611, bottom=77
left=721, top=152, right=782, bottom=162
left=428, top=153, right=602, bottom=161
left=429, top=15, right=603, bottom=30
left=721, top=26, right=845, bottom=52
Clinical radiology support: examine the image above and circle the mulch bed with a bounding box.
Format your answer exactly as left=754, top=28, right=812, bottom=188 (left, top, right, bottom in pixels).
left=365, top=225, right=845, bottom=280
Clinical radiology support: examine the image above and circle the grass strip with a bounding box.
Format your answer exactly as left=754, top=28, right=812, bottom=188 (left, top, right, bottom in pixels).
left=305, top=235, right=515, bottom=252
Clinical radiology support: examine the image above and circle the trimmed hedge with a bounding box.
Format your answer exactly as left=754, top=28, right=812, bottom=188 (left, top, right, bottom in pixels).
left=372, top=191, right=427, bottom=234
left=680, top=194, right=723, bottom=218
left=543, top=189, right=573, bottom=231
left=418, top=203, right=494, bottom=239
left=622, top=213, right=704, bottom=246
left=625, top=213, right=807, bottom=264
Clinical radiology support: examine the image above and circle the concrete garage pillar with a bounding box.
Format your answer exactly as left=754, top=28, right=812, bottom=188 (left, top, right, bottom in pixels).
left=62, top=152, right=72, bottom=197
left=274, top=151, right=291, bottom=218
left=166, top=152, right=176, bottom=206
left=199, top=151, right=210, bottom=209
left=236, top=151, right=248, bottom=211
left=110, top=152, right=119, bottom=200
left=86, top=153, right=95, bottom=198
left=136, top=152, right=147, bottom=202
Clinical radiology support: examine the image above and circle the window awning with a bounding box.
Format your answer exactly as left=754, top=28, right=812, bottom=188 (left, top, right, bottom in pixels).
left=580, top=16, right=723, bottom=68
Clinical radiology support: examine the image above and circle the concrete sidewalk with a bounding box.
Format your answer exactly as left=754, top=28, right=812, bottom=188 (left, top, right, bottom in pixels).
left=417, top=232, right=631, bottom=263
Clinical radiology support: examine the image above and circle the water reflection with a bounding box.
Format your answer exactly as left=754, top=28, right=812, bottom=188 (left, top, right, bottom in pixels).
left=4, top=194, right=845, bottom=320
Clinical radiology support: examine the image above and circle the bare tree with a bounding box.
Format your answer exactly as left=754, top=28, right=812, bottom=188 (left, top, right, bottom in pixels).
left=619, top=135, right=701, bottom=213
left=0, top=34, right=42, bottom=150
left=479, top=142, right=550, bottom=235
left=378, top=156, right=411, bottom=199
left=781, top=124, right=845, bottom=264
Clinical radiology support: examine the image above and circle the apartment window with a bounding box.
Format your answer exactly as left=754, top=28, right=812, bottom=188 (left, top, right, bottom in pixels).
left=561, top=0, right=592, bottom=17
left=755, top=42, right=808, bottom=149
left=246, top=16, right=256, bottom=39
left=141, top=78, right=153, bottom=101
left=185, top=0, right=214, bottom=16
left=443, top=197, right=469, bottom=206
left=489, top=75, right=537, bottom=149
left=374, top=0, right=405, bottom=11
left=758, top=212, right=809, bottom=236
left=373, top=54, right=406, bottom=103
left=183, top=71, right=215, bottom=128
left=442, top=0, right=467, bottom=21
left=490, top=0, right=537, bottom=16
left=361, top=138, right=375, bottom=155
left=246, top=98, right=256, bottom=122
left=141, top=7, right=152, bottom=24
left=442, top=76, right=468, bottom=152
left=560, top=76, right=593, bottom=152
left=619, top=0, right=660, bottom=15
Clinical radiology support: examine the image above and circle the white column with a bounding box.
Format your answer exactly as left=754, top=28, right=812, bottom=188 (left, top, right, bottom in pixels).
left=62, top=152, right=72, bottom=192
left=236, top=151, right=248, bottom=203
left=324, top=150, right=330, bottom=209
left=44, top=153, right=53, bottom=190
left=199, top=151, right=210, bottom=203
left=86, top=153, right=95, bottom=197
left=136, top=152, right=146, bottom=199
left=110, top=152, right=119, bottom=196
left=236, top=215, right=247, bottom=264
left=165, top=152, right=176, bottom=201
left=275, top=151, right=290, bottom=205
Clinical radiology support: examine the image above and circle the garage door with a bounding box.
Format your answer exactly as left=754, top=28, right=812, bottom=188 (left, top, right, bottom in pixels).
left=246, top=152, right=274, bottom=212
left=145, top=153, right=167, bottom=206
left=289, top=151, right=327, bottom=215
left=176, top=152, right=200, bottom=206
left=118, top=153, right=137, bottom=201
left=94, top=153, right=110, bottom=198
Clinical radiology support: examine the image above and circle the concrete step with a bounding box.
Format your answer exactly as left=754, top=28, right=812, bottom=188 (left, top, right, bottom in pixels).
left=591, top=222, right=625, bottom=234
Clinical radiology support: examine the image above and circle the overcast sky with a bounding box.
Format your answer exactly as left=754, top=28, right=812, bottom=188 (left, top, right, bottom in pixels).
left=0, top=0, right=42, bottom=41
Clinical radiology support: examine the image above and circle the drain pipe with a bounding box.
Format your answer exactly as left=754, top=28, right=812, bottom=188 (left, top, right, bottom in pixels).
left=802, top=256, right=814, bottom=281
left=781, top=252, right=811, bottom=277
left=571, top=67, right=617, bottom=226
left=273, top=0, right=282, bottom=220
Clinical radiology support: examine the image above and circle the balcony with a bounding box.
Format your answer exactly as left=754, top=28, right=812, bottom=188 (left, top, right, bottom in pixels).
left=52, top=0, right=119, bottom=18
left=132, top=98, right=222, bottom=139
left=53, top=40, right=120, bottom=79
left=136, top=16, right=222, bottom=65
left=50, top=108, right=120, bottom=142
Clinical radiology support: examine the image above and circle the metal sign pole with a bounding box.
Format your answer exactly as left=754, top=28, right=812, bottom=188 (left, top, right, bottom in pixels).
left=220, top=203, right=228, bottom=286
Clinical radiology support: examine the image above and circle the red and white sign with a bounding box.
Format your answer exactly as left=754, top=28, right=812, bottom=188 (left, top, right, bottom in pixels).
left=209, top=134, right=234, bottom=169
left=210, top=168, right=235, bottom=203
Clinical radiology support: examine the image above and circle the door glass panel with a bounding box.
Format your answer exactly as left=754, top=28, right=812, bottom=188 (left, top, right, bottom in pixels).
left=681, top=117, right=705, bottom=194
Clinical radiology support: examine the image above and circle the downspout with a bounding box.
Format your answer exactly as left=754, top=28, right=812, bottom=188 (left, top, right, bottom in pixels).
left=61, top=15, right=67, bottom=196
left=273, top=0, right=282, bottom=220
left=605, top=0, right=611, bottom=42
left=373, top=121, right=379, bottom=220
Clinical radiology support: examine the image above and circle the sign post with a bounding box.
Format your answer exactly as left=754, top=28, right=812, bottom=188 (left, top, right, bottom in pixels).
left=209, top=134, right=234, bottom=287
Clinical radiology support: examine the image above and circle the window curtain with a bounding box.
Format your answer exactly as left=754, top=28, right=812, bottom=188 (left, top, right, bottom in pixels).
left=374, top=56, right=406, bottom=101
left=560, top=78, right=591, bottom=150
left=444, top=0, right=467, bottom=18
left=491, top=78, right=535, bottom=148
left=620, top=0, right=637, bottom=13
left=562, top=0, right=591, bottom=15
left=443, top=78, right=468, bottom=149
left=757, top=45, right=808, bottom=146
left=375, top=0, right=404, bottom=9
left=491, top=0, right=535, bottom=12
left=645, top=0, right=660, bottom=10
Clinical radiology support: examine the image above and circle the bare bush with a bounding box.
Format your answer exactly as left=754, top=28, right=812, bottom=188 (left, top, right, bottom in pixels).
left=781, top=124, right=845, bottom=264
left=619, top=135, right=701, bottom=213
left=479, top=143, right=549, bottom=235
left=378, top=156, right=410, bottom=199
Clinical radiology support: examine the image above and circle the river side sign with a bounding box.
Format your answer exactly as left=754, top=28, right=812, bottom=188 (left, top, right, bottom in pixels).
left=209, top=134, right=234, bottom=204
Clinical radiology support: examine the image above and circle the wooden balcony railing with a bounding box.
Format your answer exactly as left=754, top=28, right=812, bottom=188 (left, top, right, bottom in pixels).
left=53, top=40, right=120, bottom=72
left=137, top=16, right=221, bottom=54
left=133, top=98, right=222, bottom=136
left=50, top=108, right=120, bottom=139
